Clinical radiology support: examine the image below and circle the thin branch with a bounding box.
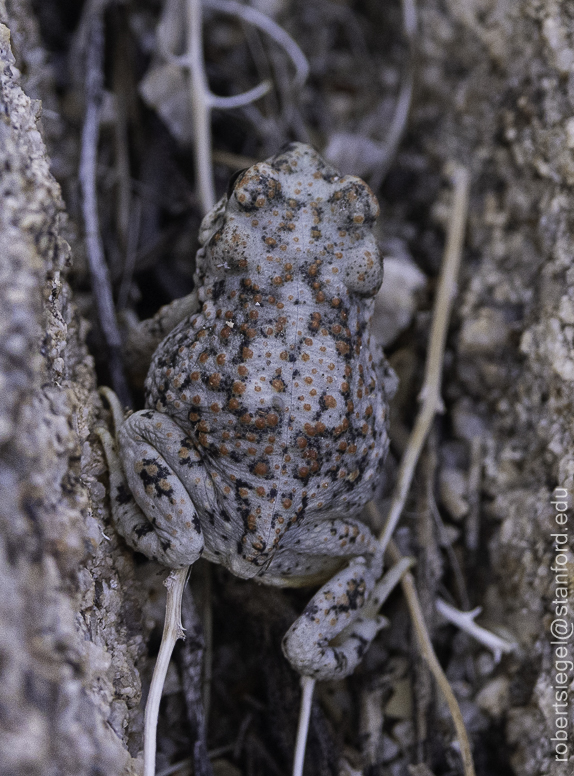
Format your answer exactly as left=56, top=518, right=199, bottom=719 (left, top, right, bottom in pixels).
left=387, top=541, right=476, bottom=776
left=164, top=0, right=309, bottom=213
left=402, top=0, right=418, bottom=38
left=367, top=164, right=472, bottom=774
left=118, top=197, right=142, bottom=311
left=232, top=712, right=254, bottom=761
left=372, top=555, right=415, bottom=608
left=465, top=435, right=483, bottom=553
left=370, top=65, right=413, bottom=188
left=377, top=164, right=470, bottom=555
left=112, top=32, right=132, bottom=249
left=428, top=491, right=470, bottom=611
left=186, top=0, right=216, bottom=213
left=183, top=0, right=269, bottom=211
left=144, top=568, right=190, bottom=776
left=200, top=565, right=213, bottom=723
left=435, top=599, right=517, bottom=662
left=178, top=585, right=213, bottom=776
left=80, top=7, right=132, bottom=407
left=370, top=0, right=417, bottom=188
left=212, top=149, right=258, bottom=169
left=210, top=80, right=272, bottom=109
left=204, top=0, right=309, bottom=86
left=292, top=676, right=316, bottom=776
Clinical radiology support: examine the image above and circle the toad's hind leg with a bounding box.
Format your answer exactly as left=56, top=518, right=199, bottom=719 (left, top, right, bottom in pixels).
left=98, top=389, right=208, bottom=568
left=281, top=555, right=386, bottom=681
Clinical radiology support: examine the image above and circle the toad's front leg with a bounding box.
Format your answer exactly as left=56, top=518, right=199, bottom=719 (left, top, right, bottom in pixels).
left=98, top=388, right=211, bottom=568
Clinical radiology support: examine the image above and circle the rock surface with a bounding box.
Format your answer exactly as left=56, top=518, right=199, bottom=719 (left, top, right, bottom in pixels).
left=0, top=3, right=146, bottom=773
left=1, top=0, right=573, bottom=774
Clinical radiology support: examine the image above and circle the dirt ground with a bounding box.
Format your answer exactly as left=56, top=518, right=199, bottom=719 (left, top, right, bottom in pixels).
left=0, top=0, right=573, bottom=774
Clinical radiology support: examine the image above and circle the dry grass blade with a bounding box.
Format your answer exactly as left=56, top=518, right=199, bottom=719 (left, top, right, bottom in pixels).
left=377, top=163, right=471, bottom=555
left=186, top=0, right=216, bottom=213
left=79, top=6, right=131, bottom=408
left=370, top=163, right=473, bottom=774
left=174, top=0, right=310, bottom=212
left=292, top=676, right=316, bottom=776
left=387, top=541, right=476, bottom=776
left=435, top=598, right=516, bottom=661
left=370, top=0, right=417, bottom=188
left=178, top=584, right=212, bottom=776
left=144, top=568, right=190, bottom=776
left=204, top=0, right=309, bottom=87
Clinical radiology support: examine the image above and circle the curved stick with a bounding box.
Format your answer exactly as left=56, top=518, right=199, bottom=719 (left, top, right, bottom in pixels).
left=292, top=676, right=316, bottom=776
left=388, top=541, right=476, bottom=776
left=377, top=164, right=470, bottom=555
left=144, top=568, right=190, bottom=776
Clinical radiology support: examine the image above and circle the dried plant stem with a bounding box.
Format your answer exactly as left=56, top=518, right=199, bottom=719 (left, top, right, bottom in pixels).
left=201, top=565, right=213, bottom=721
left=176, top=0, right=308, bottom=213
left=80, top=8, right=131, bottom=408
left=184, top=0, right=273, bottom=212
left=178, top=585, right=213, bottom=776
left=186, top=0, right=216, bottom=213
left=144, top=568, right=190, bottom=776
left=378, top=164, right=470, bottom=555
left=402, top=0, right=418, bottom=37
left=212, top=149, right=258, bottom=169
left=465, top=435, right=483, bottom=553
left=292, top=676, right=316, bottom=776
left=428, top=489, right=469, bottom=610
left=370, top=0, right=417, bottom=187
left=387, top=541, right=476, bottom=776
left=369, top=164, right=473, bottom=773
left=112, top=21, right=132, bottom=250
left=204, top=0, right=309, bottom=87
left=435, top=598, right=516, bottom=661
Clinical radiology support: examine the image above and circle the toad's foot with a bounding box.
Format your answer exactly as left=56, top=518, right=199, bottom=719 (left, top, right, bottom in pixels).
left=281, top=555, right=386, bottom=681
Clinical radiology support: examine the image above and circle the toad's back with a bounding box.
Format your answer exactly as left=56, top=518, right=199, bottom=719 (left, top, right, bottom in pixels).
left=145, top=143, right=390, bottom=571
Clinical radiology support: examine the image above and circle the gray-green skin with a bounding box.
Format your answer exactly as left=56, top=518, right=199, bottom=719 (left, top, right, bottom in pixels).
left=102, top=143, right=394, bottom=680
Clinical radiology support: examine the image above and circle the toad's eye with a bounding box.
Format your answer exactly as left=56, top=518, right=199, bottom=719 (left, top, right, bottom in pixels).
left=226, top=167, right=249, bottom=199
left=233, top=171, right=282, bottom=212
left=329, top=179, right=379, bottom=226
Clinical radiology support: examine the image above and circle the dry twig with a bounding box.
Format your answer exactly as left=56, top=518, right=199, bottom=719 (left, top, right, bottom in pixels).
left=465, top=436, right=483, bottom=553
left=387, top=540, right=476, bottom=776
left=435, top=598, right=516, bottom=661
left=412, top=441, right=442, bottom=764
left=370, top=0, right=418, bottom=188
left=428, top=490, right=470, bottom=611
left=178, top=585, right=213, bottom=776
left=144, top=569, right=189, bottom=776
left=159, top=0, right=309, bottom=213
left=370, top=163, right=474, bottom=774
left=292, top=676, right=316, bottom=776
left=80, top=5, right=131, bottom=407
left=378, top=163, right=471, bottom=555
left=204, top=0, right=309, bottom=87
